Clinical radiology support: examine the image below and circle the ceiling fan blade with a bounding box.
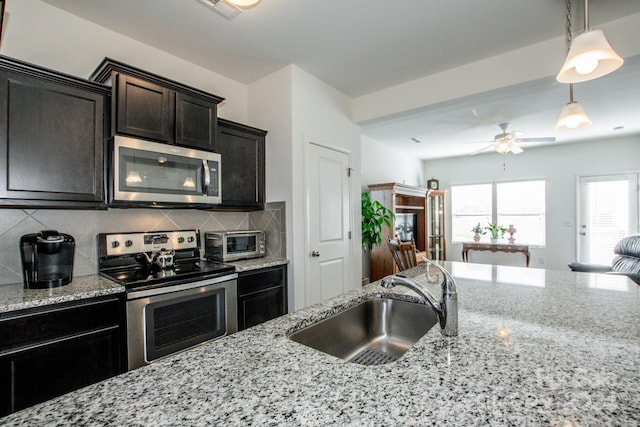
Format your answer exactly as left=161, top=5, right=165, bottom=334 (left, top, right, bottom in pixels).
left=515, top=137, right=556, bottom=143
left=463, top=140, right=494, bottom=144
left=469, top=144, right=493, bottom=156
left=510, top=144, right=524, bottom=154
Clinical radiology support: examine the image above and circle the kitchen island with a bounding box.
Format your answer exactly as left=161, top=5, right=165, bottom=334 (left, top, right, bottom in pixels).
left=2, top=262, right=639, bottom=426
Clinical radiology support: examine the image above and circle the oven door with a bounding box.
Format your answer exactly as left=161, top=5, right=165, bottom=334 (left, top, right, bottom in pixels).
left=224, top=232, right=265, bottom=261
left=126, top=275, right=237, bottom=370
left=112, top=135, right=221, bottom=205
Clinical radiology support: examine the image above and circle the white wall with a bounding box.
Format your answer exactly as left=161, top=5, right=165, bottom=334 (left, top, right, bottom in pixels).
left=361, top=135, right=424, bottom=189
left=2, top=0, right=248, bottom=121
left=422, top=135, right=640, bottom=271
left=248, top=66, right=295, bottom=310
left=290, top=66, right=362, bottom=309
left=249, top=65, right=362, bottom=310
left=360, top=135, right=425, bottom=279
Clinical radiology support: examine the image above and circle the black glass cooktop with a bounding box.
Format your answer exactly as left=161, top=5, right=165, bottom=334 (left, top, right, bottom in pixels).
left=100, top=259, right=235, bottom=290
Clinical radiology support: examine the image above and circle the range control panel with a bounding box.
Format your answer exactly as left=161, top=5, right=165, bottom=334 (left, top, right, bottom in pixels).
left=100, top=230, right=199, bottom=257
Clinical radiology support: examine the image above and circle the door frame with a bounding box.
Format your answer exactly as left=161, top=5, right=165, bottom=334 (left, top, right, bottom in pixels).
left=575, top=172, right=640, bottom=263
left=303, top=136, right=354, bottom=307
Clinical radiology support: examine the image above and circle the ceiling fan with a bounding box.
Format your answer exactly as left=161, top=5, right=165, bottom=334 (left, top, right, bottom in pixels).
left=467, top=122, right=556, bottom=155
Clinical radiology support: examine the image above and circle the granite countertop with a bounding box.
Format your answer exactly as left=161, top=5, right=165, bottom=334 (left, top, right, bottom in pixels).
left=0, top=275, right=124, bottom=314
left=0, top=258, right=287, bottom=314
left=2, top=262, right=639, bottom=426
left=226, top=256, right=288, bottom=272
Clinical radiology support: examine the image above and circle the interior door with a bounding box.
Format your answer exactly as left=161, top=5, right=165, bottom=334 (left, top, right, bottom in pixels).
left=305, top=141, right=353, bottom=305
left=578, top=174, right=639, bottom=264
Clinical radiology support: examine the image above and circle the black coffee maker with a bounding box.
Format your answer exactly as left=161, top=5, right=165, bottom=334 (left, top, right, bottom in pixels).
left=20, top=230, right=75, bottom=289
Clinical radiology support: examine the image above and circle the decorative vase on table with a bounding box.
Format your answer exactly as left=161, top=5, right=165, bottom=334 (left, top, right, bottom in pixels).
left=507, top=224, right=517, bottom=244
left=470, top=223, right=484, bottom=243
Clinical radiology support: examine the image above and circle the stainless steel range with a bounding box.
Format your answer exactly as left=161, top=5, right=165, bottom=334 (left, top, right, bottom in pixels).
left=97, top=230, right=237, bottom=370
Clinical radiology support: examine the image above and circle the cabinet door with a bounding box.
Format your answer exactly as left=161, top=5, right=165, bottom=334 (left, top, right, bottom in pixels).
left=0, top=71, right=106, bottom=205
left=0, top=327, right=123, bottom=415
left=217, top=120, right=266, bottom=210
left=116, top=74, right=174, bottom=143
left=0, top=295, right=126, bottom=416
left=237, top=266, right=287, bottom=331
left=175, top=92, right=217, bottom=150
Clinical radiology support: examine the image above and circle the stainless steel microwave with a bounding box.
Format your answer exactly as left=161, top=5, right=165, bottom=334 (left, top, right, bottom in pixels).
left=205, top=230, right=266, bottom=262
left=110, top=135, right=221, bottom=205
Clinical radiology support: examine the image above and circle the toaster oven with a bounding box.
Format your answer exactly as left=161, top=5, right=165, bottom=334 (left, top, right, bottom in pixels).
left=205, top=230, right=266, bottom=262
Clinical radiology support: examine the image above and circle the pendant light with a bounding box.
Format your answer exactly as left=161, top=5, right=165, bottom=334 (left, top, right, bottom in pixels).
left=555, top=84, right=592, bottom=130
left=555, top=0, right=591, bottom=130
left=556, top=0, right=623, bottom=83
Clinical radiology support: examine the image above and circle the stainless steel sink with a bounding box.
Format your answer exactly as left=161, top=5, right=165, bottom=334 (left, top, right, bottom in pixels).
left=288, top=297, right=438, bottom=365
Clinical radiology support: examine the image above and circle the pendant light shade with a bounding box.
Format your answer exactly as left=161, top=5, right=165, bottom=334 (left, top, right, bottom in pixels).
left=554, top=101, right=592, bottom=130
left=556, top=29, right=623, bottom=84
left=224, top=0, right=261, bottom=9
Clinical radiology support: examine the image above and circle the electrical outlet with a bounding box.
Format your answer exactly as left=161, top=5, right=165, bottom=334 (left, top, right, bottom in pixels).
left=539, top=257, right=545, bottom=265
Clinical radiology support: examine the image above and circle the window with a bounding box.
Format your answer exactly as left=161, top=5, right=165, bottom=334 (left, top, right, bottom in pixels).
left=451, top=180, right=546, bottom=246
left=451, top=184, right=492, bottom=242
left=497, top=181, right=545, bottom=246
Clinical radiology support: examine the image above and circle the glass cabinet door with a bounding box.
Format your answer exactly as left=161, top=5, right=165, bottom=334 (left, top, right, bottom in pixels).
left=428, top=191, right=447, bottom=261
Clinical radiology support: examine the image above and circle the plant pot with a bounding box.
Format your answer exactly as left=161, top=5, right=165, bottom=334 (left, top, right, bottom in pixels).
left=490, top=238, right=498, bottom=244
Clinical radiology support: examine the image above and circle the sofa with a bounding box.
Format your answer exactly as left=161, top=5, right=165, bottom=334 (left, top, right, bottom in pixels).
left=569, top=234, right=640, bottom=285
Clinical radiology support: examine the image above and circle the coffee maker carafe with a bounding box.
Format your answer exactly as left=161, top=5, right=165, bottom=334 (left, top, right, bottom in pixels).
left=20, top=230, right=75, bottom=289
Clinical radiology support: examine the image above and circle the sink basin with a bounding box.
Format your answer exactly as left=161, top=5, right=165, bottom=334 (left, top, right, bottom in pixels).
left=288, top=297, right=438, bottom=365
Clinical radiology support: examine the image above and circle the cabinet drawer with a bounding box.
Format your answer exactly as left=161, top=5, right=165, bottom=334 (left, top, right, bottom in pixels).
left=0, top=296, right=122, bottom=355
left=237, top=266, right=285, bottom=297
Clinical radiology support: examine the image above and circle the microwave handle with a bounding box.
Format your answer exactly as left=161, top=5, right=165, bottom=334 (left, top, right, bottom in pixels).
left=202, top=159, right=211, bottom=195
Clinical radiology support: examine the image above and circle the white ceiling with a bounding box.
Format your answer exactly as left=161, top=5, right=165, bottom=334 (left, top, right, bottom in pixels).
left=43, top=0, right=640, bottom=159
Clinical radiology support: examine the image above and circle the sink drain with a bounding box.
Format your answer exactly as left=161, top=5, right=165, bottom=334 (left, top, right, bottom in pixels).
left=351, top=348, right=397, bottom=365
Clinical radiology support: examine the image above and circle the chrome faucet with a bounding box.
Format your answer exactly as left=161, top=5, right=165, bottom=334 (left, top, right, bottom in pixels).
left=380, top=261, right=458, bottom=337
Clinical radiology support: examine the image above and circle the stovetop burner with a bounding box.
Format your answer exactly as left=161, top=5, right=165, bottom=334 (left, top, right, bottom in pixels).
left=100, top=259, right=235, bottom=289
left=97, top=230, right=236, bottom=291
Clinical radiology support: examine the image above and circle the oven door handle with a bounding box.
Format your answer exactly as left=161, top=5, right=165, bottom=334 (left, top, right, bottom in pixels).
left=202, top=159, right=211, bottom=195
left=126, top=273, right=238, bottom=300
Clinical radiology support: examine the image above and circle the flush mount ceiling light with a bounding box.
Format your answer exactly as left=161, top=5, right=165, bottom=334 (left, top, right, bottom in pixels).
left=556, top=0, right=623, bottom=83
left=197, top=0, right=260, bottom=20
left=225, top=0, right=261, bottom=9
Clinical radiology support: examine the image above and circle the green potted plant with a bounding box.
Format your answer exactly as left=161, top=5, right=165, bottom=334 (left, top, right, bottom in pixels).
left=485, top=222, right=507, bottom=243
left=361, top=192, right=395, bottom=251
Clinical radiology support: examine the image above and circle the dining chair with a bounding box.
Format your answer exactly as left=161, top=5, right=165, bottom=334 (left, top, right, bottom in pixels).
left=388, top=239, right=419, bottom=272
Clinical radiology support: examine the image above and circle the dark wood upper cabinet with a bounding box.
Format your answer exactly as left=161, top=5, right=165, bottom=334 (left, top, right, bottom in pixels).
left=217, top=119, right=267, bottom=210
left=91, top=58, right=222, bottom=151
left=0, top=56, right=109, bottom=208
left=116, top=74, right=173, bottom=143
left=175, top=92, right=217, bottom=150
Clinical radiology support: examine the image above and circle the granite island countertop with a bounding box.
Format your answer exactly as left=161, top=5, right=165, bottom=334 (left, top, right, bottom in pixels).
left=2, top=261, right=639, bottom=426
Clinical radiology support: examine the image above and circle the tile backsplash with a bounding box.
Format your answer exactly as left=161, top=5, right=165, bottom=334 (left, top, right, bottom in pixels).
left=0, top=202, right=286, bottom=286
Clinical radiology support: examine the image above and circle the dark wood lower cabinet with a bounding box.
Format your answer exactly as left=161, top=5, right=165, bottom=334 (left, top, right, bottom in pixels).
left=0, top=295, right=126, bottom=416
left=237, top=265, right=288, bottom=331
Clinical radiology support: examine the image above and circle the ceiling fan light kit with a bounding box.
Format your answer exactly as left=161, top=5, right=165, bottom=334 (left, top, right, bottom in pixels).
left=556, top=29, right=624, bottom=84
